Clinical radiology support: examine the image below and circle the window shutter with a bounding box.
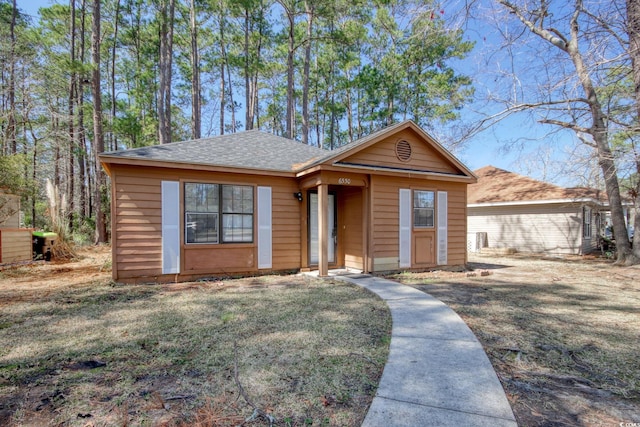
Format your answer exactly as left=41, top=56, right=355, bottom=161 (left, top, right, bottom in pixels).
left=161, top=181, right=180, bottom=274
left=399, top=189, right=411, bottom=268
left=437, top=191, right=448, bottom=265
left=257, top=186, right=272, bottom=269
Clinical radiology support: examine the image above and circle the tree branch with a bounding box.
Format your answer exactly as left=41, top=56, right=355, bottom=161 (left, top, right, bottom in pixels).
left=538, top=118, right=591, bottom=135
left=579, top=7, right=627, bottom=50
left=498, top=0, right=568, bottom=51
left=233, top=342, right=276, bottom=426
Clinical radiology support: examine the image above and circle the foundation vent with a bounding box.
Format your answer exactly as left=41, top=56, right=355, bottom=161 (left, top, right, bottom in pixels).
left=395, top=139, right=412, bottom=162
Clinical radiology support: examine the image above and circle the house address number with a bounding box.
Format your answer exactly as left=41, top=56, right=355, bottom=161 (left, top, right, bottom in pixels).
left=338, top=178, right=351, bottom=185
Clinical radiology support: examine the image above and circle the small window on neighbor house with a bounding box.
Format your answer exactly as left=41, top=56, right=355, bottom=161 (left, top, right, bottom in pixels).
left=414, top=190, right=435, bottom=228
left=583, top=206, right=592, bottom=239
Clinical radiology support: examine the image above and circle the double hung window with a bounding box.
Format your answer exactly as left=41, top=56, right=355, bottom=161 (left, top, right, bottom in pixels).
left=222, top=185, right=254, bottom=242
left=185, top=183, right=253, bottom=244
left=413, top=190, right=435, bottom=228
left=583, top=206, right=592, bottom=239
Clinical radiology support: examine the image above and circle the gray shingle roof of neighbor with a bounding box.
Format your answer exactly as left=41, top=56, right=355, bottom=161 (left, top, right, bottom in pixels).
left=100, top=129, right=330, bottom=173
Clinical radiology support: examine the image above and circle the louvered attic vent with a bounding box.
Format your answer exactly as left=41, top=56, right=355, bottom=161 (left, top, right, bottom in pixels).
left=395, top=139, right=412, bottom=162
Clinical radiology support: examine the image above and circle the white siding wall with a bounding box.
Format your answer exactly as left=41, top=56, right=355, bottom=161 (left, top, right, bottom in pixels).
left=467, top=203, right=593, bottom=255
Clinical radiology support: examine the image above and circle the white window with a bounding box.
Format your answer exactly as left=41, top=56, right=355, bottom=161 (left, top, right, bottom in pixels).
left=222, top=185, right=254, bottom=243
left=583, top=206, right=592, bottom=239
left=413, top=190, right=435, bottom=228
left=185, top=183, right=253, bottom=244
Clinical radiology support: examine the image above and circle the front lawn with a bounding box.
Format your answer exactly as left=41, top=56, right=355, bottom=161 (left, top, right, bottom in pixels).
left=387, top=254, right=640, bottom=426
left=0, top=248, right=391, bottom=426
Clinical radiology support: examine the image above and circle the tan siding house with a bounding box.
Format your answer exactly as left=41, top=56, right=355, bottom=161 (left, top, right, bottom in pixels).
left=101, top=121, right=476, bottom=283
left=467, top=166, right=606, bottom=255
left=0, top=189, right=32, bottom=264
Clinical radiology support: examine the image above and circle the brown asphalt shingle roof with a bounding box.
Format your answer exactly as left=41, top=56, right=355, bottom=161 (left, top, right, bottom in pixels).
left=468, top=166, right=607, bottom=204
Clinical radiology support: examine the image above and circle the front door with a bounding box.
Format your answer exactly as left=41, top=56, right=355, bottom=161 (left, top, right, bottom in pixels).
left=309, top=192, right=336, bottom=264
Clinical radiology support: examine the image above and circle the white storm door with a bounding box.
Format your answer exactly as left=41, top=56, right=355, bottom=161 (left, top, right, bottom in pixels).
left=309, top=193, right=336, bottom=264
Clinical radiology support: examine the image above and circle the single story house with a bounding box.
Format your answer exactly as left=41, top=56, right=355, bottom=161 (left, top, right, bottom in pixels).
left=100, top=120, right=477, bottom=283
left=0, top=189, right=32, bottom=264
left=467, top=166, right=610, bottom=255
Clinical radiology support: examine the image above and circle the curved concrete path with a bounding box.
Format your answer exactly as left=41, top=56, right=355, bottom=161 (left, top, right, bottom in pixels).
left=333, top=273, right=518, bottom=427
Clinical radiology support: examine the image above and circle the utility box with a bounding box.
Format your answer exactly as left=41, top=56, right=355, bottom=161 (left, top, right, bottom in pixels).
left=32, top=231, right=58, bottom=261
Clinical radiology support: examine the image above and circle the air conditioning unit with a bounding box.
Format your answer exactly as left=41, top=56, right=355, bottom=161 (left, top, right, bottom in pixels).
left=467, top=232, right=487, bottom=253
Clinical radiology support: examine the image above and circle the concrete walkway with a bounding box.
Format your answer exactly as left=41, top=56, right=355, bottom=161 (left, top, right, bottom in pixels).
left=332, top=273, right=518, bottom=427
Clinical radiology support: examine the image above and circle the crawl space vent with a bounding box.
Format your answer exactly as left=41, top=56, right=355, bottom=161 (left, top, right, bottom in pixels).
left=395, top=139, right=412, bottom=162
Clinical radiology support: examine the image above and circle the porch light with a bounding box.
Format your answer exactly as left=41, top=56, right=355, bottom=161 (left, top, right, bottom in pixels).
left=294, top=191, right=303, bottom=201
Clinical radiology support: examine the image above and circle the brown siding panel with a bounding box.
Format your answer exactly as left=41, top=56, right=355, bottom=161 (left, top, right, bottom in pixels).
left=370, top=176, right=467, bottom=270
left=341, top=129, right=459, bottom=174
left=0, top=229, right=32, bottom=263
left=110, top=164, right=302, bottom=281
left=108, top=147, right=470, bottom=280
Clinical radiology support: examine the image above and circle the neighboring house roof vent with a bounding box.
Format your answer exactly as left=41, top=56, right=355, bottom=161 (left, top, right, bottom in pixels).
left=395, top=139, right=412, bottom=162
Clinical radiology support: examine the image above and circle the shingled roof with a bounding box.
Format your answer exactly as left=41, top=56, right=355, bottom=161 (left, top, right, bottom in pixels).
left=100, top=130, right=328, bottom=173
left=101, top=121, right=476, bottom=180
left=468, top=166, right=607, bottom=205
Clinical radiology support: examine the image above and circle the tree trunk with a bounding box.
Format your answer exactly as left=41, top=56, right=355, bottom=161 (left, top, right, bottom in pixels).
left=158, top=0, right=175, bottom=144
left=284, top=4, right=295, bottom=139
left=111, top=0, right=120, bottom=150
left=219, top=1, right=226, bottom=135
left=301, top=1, right=314, bottom=145
left=345, top=70, right=353, bottom=142
left=78, top=0, right=87, bottom=218
left=567, top=22, right=633, bottom=264
left=68, top=0, right=77, bottom=232
left=7, top=0, right=17, bottom=154
left=244, top=7, right=252, bottom=130
left=92, top=0, right=107, bottom=243
left=189, top=0, right=201, bottom=139
left=499, top=0, right=634, bottom=264
left=227, top=54, right=236, bottom=133
left=220, top=61, right=225, bottom=135
left=626, top=0, right=640, bottom=258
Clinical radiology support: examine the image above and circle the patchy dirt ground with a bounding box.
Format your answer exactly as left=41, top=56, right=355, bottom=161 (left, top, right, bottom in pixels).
left=0, top=247, right=390, bottom=426
left=387, top=253, right=640, bottom=427
left=3, top=248, right=640, bottom=426
left=0, top=245, right=113, bottom=307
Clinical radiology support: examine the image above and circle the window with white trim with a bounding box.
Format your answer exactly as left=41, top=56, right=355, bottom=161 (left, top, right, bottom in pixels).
left=413, top=190, right=435, bottom=228
left=185, top=183, right=253, bottom=244
left=583, top=206, right=592, bottom=239
left=222, top=185, right=254, bottom=242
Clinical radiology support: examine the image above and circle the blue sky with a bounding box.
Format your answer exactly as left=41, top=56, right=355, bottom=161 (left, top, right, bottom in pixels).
left=17, top=0, right=582, bottom=187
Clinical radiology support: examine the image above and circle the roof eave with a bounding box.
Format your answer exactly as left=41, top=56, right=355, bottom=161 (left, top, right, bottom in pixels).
left=297, top=162, right=477, bottom=182
left=468, top=198, right=606, bottom=208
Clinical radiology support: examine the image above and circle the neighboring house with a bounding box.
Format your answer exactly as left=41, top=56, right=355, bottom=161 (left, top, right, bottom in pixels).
left=0, top=189, right=32, bottom=264
left=100, top=120, right=476, bottom=283
left=467, top=166, right=609, bottom=255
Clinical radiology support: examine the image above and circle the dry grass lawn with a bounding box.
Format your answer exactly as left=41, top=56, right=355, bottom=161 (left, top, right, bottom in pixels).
left=0, top=246, right=391, bottom=426
left=387, top=253, right=640, bottom=427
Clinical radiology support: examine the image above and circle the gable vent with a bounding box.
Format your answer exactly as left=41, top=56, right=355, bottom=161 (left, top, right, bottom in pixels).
left=395, top=139, right=412, bottom=162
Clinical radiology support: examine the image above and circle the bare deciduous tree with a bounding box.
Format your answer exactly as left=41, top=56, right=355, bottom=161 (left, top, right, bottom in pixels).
left=492, top=0, right=637, bottom=264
